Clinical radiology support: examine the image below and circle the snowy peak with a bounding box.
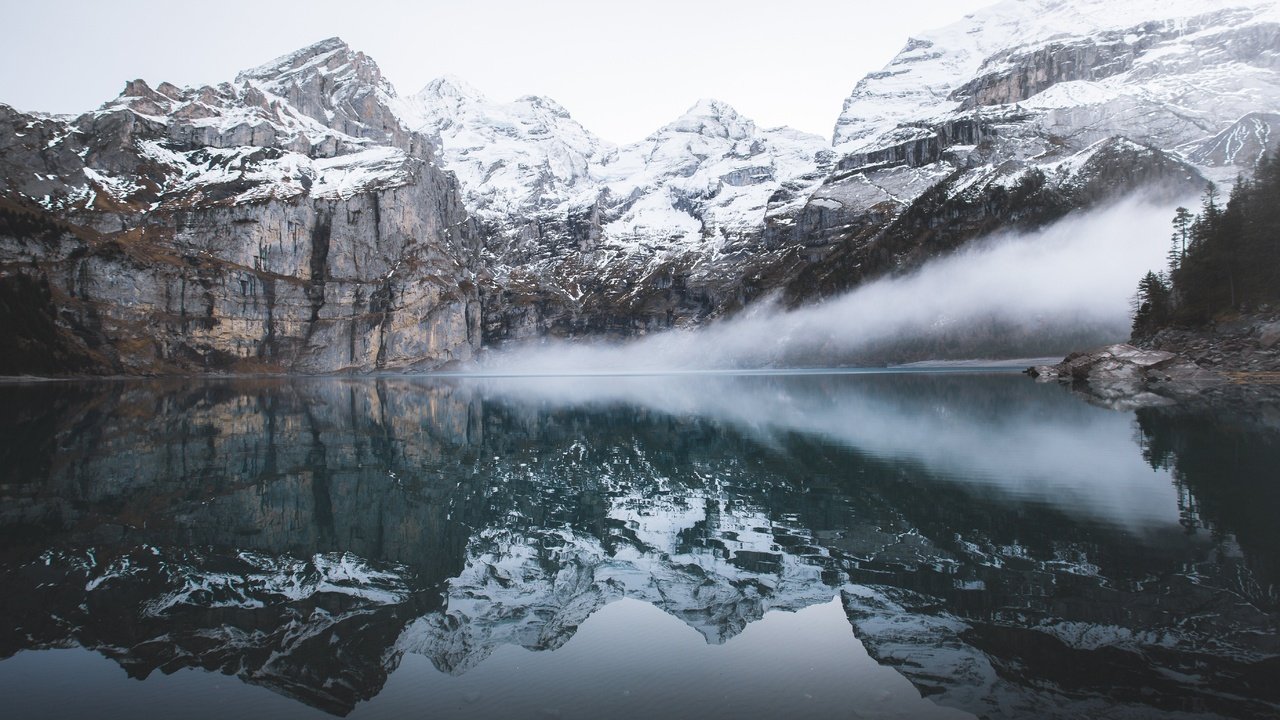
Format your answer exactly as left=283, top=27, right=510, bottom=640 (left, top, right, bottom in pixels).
left=405, top=76, right=488, bottom=132
left=514, top=94, right=573, bottom=119
left=398, top=77, right=606, bottom=217
left=235, top=36, right=387, bottom=93
left=230, top=36, right=406, bottom=147
left=832, top=0, right=1279, bottom=149
left=92, top=36, right=412, bottom=158
left=406, top=76, right=586, bottom=131
left=588, top=103, right=828, bottom=251
left=397, top=75, right=828, bottom=255
left=408, top=78, right=576, bottom=130
left=4, top=37, right=436, bottom=215
left=417, top=75, right=488, bottom=104
left=824, top=0, right=1280, bottom=208
left=661, top=98, right=756, bottom=141
left=238, top=36, right=350, bottom=75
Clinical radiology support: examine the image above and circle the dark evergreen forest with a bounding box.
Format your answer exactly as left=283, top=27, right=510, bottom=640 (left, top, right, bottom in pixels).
left=1133, top=148, right=1280, bottom=336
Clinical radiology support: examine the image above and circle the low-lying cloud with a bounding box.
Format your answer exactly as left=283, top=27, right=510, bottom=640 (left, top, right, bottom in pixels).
left=476, top=196, right=1184, bottom=372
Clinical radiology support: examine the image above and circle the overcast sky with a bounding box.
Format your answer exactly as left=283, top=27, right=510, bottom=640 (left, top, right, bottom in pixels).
left=1, top=0, right=996, bottom=144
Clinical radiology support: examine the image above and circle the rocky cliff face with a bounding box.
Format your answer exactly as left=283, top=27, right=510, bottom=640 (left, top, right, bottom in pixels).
left=3, top=1, right=1280, bottom=373
left=0, top=38, right=481, bottom=375
left=399, top=87, right=833, bottom=342
left=797, top=0, right=1280, bottom=302
left=401, top=0, right=1279, bottom=347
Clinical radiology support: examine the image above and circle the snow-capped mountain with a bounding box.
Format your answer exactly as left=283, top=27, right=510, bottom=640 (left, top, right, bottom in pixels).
left=2, top=1, right=1279, bottom=373
left=0, top=38, right=481, bottom=375
left=400, top=82, right=830, bottom=254
left=395, top=83, right=833, bottom=342
left=397, top=76, right=604, bottom=221
left=833, top=0, right=1280, bottom=152
left=770, top=0, right=1280, bottom=305
left=3, top=37, right=426, bottom=215
left=398, top=0, right=1278, bottom=344
left=590, top=99, right=830, bottom=252
left=832, top=0, right=1280, bottom=163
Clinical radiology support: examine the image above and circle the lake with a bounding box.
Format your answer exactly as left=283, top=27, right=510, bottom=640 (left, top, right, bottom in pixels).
left=0, top=371, right=1276, bottom=719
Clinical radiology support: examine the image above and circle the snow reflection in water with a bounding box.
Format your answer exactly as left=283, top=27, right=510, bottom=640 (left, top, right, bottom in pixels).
left=0, top=372, right=1275, bottom=719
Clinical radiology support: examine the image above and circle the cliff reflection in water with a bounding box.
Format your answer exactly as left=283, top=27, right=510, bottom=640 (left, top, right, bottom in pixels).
left=0, top=373, right=1276, bottom=719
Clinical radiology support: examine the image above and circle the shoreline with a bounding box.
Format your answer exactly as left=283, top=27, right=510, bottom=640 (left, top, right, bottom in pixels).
left=0, top=362, right=1048, bottom=385
left=1027, top=313, right=1280, bottom=407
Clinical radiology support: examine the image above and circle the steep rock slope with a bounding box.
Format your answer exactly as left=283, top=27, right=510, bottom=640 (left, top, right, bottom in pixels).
left=791, top=0, right=1280, bottom=302
left=400, top=0, right=1278, bottom=346
left=0, top=38, right=480, bottom=374
left=832, top=0, right=1280, bottom=153
left=402, top=86, right=832, bottom=341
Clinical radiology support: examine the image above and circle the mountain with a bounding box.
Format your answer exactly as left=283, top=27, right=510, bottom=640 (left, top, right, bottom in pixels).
left=0, top=38, right=480, bottom=375
left=400, top=0, right=1277, bottom=347
left=786, top=0, right=1280, bottom=303
left=2, top=2, right=1280, bottom=373
left=396, top=76, right=604, bottom=224
left=832, top=0, right=1280, bottom=153
left=399, top=85, right=832, bottom=342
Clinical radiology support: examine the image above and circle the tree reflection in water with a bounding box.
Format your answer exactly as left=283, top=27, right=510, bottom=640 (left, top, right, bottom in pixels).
left=0, top=373, right=1276, bottom=719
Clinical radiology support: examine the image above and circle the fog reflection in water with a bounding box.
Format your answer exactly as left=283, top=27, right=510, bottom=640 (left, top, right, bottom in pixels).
left=473, top=371, right=1183, bottom=528
left=0, top=371, right=1275, bottom=720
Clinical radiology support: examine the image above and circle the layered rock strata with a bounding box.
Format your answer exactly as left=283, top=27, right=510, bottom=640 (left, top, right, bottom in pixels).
left=0, top=39, right=481, bottom=375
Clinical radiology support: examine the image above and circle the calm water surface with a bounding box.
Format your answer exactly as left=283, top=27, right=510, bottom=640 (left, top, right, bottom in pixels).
left=0, top=371, right=1276, bottom=719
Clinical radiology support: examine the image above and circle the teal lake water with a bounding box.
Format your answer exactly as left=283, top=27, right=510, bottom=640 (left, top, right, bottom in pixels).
left=0, top=371, right=1276, bottom=719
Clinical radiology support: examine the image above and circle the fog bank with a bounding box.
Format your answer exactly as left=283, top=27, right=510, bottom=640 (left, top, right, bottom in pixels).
left=477, top=197, right=1182, bottom=372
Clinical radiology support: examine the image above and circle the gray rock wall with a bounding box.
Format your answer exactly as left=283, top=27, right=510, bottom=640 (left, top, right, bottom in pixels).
left=0, top=156, right=481, bottom=375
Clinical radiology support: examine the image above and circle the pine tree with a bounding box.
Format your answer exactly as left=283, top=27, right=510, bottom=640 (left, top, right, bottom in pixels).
left=1201, top=182, right=1220, bottom=221
left=1168, top=206, right=1193, bottom=272
left=1132, top=270, right=1171, bottom=335
left=1140, top=147, right=1280, bottom=332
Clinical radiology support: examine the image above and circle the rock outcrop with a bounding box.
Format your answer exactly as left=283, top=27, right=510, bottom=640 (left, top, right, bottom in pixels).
left=1027, top=311, right=1280, bottom=406
left=0, top=39, right=481, bottom=375
left=1140, top=313, right=1280, bottom=372
left=1029, top=343, right=1225, bottom=407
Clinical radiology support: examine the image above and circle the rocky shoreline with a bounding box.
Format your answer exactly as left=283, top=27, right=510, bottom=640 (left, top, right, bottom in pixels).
left=1027, top=313, right=1280, bottom=407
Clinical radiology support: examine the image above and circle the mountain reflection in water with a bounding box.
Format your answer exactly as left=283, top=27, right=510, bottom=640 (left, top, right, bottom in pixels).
left=0, top=372, right=1276, bottom=719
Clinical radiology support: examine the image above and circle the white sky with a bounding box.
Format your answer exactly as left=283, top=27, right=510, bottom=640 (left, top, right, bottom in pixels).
left=0, top=0, right=996, bottom=144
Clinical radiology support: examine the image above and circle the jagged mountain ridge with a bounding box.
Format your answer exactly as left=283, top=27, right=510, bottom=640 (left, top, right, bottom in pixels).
left=0, top=37, right=481, bottom=374
left=396, top=81, right=834, bottom=343
left=396, top=0, right=1278, bottom=344
left=832, top=0, right=1280, bottom=150
left=398, top=79, right=831, bottom=253
left=2, top=0, right=1279, bottom=372
left=395, top=75, right=603, bottom=222
left=786, top=0, right=1280, bottom=302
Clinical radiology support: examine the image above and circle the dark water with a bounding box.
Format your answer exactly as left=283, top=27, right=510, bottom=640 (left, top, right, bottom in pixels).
left=0, top=371, right=1277, bottom=719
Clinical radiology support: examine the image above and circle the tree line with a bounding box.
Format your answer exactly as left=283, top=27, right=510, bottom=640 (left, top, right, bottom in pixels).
left=1132, top=146, right=1280, bottom=336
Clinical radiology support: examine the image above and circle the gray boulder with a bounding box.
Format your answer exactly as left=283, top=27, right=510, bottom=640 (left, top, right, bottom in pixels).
left=1029, top=343, right=1225, bottom=406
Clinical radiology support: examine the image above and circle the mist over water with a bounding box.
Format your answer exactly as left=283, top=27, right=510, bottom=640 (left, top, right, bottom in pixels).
left=477, top=197, right=1185, bottom=372
left=472, top=372, right=1181, bottom=530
